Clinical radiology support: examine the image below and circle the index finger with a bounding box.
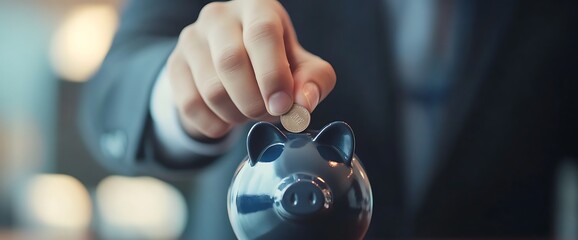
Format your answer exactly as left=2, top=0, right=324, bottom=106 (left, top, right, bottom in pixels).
left=240, top=0, right=294, bottom=116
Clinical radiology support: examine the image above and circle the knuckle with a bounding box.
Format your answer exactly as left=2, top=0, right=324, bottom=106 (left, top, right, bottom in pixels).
left=320, top=60, right=337, bottom=86
left=228, top=113, right=247, bottom=124
left=215, top=46, right=246, bottom=72
left=180, top=93, right=204, bottom=118
left=257, top=68, right=284, bottom=88
left=241, top=102, right=267, bottom=119
left=270, top=1, right=285, bottom=11
left=179, top=120, right=198, bottom=137
left=203, top=81, right=228, bottom=104
left=180, top=116, right=202, bottom=137
left=179, top=24, right=196, bottom=41
left=199, top=2, right=226, bottom=21
left=245, top=20, right=280, bottom=43
left=200, top=122, right=230, bottom=139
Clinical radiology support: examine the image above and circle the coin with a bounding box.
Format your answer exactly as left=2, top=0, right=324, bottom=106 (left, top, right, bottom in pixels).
left=280, top=104, right=310, bottom=133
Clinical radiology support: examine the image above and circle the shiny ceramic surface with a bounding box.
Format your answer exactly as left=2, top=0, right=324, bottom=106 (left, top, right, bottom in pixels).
left=228, top=121, right=373, bottom=240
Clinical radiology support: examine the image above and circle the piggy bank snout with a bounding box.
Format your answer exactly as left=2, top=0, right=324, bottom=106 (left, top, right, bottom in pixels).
left=280, top=181, right=325, bottom=216
left=275, top=174, right=332, bottom=220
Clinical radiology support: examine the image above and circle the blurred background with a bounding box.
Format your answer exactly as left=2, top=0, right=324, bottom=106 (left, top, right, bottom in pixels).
left=0, top=0, right=189, bottom=239
left=0, top=0, right=577, bottom=239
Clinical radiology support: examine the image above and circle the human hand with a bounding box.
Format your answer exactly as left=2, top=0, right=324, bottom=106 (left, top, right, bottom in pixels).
left=165, top=0, right=336, bottom=139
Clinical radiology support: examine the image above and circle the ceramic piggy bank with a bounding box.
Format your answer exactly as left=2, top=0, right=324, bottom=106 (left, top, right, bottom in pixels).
left=227, top=121, right=373, bottom=240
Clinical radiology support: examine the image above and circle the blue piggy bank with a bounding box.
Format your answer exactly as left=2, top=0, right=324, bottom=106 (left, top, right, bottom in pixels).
left=227, top=121, right=373, bottom=240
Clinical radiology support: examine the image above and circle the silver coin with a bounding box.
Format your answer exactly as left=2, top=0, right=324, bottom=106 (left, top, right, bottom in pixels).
left=280, top=104, right=310, bottom=133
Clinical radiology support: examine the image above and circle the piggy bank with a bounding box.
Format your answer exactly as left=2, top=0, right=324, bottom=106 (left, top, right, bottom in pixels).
left=227, top=121, right=373, bottom=240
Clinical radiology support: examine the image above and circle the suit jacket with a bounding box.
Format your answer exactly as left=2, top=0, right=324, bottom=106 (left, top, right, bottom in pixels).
left=80, top=0, right=578, bottom=238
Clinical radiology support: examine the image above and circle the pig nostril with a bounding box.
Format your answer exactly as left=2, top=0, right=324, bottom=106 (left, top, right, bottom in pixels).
left=291, top=193, right=298, bottom=206
left=278, top=179, right=331, bottom=218
left=309, top=192, right=317, bottom=205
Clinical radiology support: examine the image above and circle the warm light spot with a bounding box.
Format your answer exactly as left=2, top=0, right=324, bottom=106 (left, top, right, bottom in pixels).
left=328, top=161, right=340, bottom=167
left=23, top=174, right=92, bottom=230
left=358, top=164, right=366, bottom=180
left=50, top=4, right=118, bottom=82
left=95, top=176, right=187, bottom=239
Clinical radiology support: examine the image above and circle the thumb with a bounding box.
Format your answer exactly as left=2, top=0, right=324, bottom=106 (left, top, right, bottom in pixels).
left=291, top=50, right=336, bottom=113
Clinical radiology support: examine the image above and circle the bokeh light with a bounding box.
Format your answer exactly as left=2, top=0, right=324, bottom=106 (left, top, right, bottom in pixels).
left=20, top=174, right=92, bottom=230
left=95, top=176, right=188, bottom=240
left=50, top=4, right=118, bottom=82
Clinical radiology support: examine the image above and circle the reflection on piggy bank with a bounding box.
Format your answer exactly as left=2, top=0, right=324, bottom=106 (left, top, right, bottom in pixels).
left=227, top=121, right=373, bottom=240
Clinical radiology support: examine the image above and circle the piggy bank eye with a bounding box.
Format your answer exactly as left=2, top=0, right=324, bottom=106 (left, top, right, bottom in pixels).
left=313, top=121, right=355, bottom=166
left=247, top=122, right=287, bottom=166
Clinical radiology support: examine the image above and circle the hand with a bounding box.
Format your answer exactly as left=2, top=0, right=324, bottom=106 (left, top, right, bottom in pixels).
left=165, top=0, right=336, bottom=139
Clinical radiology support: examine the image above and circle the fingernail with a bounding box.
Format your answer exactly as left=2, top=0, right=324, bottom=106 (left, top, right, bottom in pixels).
left=302, top=83, right=320, bottom=112
left=268, top=91, right=292, bottom=116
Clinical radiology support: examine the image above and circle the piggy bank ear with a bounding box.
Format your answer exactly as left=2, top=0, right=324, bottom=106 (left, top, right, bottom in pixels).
left=247, top=122, right=287, bottom=166
left=313, top=121, right=355, bottom=166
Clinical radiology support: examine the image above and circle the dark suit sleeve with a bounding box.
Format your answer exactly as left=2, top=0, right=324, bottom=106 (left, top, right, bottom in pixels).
left=78, top=0, right=217, bottom=179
